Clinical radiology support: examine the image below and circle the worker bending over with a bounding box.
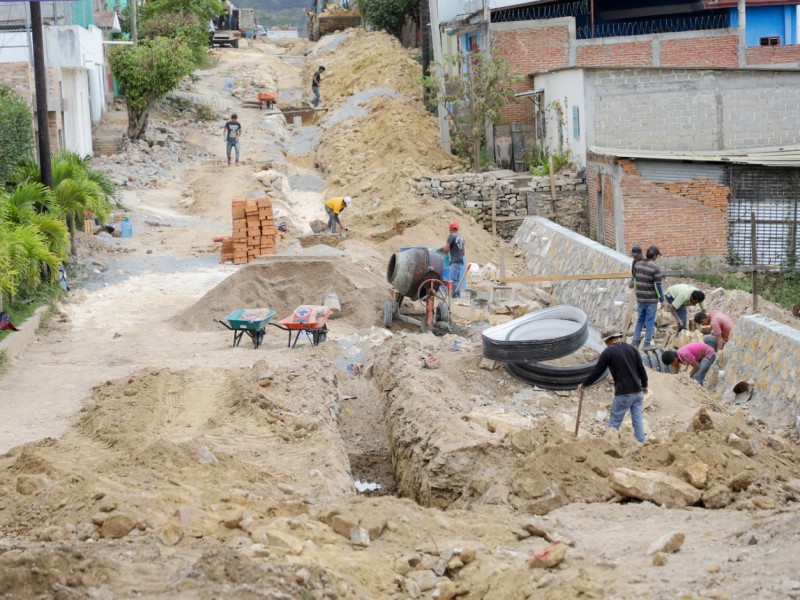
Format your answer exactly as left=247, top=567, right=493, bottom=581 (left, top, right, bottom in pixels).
left=662, top=341, right=716, bottom=386
left=694, top=310, right=734, bottom=351
left=325, top=196, right=351, bottom=234
left=663, top=283, right=705, bottom=331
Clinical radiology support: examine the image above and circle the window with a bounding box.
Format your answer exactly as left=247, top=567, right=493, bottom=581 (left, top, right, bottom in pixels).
left=760, top=36, right=781, bottom=46
left=572, top=105, right=580, bottom=140
left=534, top=92, right=546, bottom=140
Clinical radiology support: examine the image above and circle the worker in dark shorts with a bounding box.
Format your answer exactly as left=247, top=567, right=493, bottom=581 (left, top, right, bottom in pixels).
left=579, top=329, right=648, bottom=443
left=443, top=221, right=465, bottom=298
left=311, top=66, right=325, bottom=108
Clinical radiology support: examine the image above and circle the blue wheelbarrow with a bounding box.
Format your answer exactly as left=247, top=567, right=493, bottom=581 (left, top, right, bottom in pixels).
left=214, top=308, right=276, bottom=349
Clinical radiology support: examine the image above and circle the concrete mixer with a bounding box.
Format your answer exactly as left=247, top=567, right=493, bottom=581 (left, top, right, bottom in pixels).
left=383, top=247, right=451, bottom=333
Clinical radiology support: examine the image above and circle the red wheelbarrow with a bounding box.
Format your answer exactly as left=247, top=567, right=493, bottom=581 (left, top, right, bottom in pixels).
left=270, top=305, right=332, bottom=348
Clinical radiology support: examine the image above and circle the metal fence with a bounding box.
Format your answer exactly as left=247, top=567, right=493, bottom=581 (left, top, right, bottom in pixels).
left=576, top=13, right=730, bottom=39
left=728, top=166, right=800, bottom=269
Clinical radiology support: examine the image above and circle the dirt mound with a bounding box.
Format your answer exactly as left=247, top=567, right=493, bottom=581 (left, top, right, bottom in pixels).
left=370, top=334, right=800, bottom=513
left=311, top=30, right=422, bottom=103
left=174, top=255, right=385, bottom=331
left=704, top=285, right=798, bottom=327
left=317, top=95, right=512, bottom=264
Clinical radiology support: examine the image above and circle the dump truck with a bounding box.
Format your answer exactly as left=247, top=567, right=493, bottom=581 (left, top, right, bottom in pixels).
left=239, top=8, right=256, bottom=37
left=211, top=9, right=241, bottom=48
left=306, top=0, right=361, bottom=42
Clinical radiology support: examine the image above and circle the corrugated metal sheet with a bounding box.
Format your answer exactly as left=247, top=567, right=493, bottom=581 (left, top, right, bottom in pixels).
left=590, top=145, right=800, bottom=168
left=636, top=160, right=727, bottom=184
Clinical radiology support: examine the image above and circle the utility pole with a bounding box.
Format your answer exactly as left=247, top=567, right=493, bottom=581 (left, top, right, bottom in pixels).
left=737, top=0, right=746, bottom=67
left=130, top=0, right=137, bottom=43
left=428, top=0, right=451, bottom=153
left=483, top=0, right=493, bottom=167
left=30, top=1, right=53, bottom=188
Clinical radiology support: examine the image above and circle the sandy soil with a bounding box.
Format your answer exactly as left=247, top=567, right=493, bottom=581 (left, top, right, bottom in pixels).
left=1, top=33, right=799, bottom=600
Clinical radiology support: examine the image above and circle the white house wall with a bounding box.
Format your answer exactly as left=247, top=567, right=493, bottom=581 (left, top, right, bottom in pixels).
left=533, top=69, right=586, bottom=166
left=61, top=68, right=92, bottom=157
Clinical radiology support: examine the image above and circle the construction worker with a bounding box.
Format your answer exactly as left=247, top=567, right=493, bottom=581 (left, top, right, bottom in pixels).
left=222, top=113, right=242, bottom=166
left=311, top=66, right=325, bottom=108
left=663, top=283, right=706, bottom=331
left=629, top=245, right=643, bottom=289
left=443, top=221, right=465, bottom=298
left=662, top=341, right=716, bottom=386
left=579, top=329, right=648, bottom=443
left=631, top=245, right=664, bottom=351
left=325, top=196, right=351, bottom=233
left=694, top=310, right=734, bottom=351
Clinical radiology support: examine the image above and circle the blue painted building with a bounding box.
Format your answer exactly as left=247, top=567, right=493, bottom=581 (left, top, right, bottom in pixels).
left=730, top=5, right=797, bottom=46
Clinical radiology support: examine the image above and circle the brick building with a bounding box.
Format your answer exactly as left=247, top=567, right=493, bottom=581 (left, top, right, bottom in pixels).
left=481, top=0, right=800, bottom=167
left=586, top=146, right=800, bottom=267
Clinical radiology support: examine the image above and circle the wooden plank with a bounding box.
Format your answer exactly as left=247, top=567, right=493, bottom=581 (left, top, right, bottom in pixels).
left=500, top=273, right=630, bottom=283
left=494, top=215, right=527, bottom=222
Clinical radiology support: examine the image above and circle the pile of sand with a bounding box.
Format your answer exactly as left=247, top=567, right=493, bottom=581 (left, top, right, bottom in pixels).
left=309, top=30, right=423, bottom=103
left=174, top=255, right=385, bottom=331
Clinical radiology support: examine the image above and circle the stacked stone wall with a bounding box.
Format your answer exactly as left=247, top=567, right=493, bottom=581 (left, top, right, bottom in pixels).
left=414, top=172, right=588, bottom=240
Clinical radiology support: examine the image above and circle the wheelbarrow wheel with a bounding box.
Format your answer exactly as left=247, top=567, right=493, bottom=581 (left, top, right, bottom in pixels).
left=437, top=301, right=449, bottom=323
left=383, top=301, right=393, bottom=329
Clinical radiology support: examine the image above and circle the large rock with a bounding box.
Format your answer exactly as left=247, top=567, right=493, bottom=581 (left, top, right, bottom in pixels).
left=101, top=513, right=135, bottom=539
left=688, top=407, right=715, bottom=432
left=702, top=485, right=733, bottom=509
left=609, top=468, right=702, bottom=508
left=647, top=532, right=685, bottom=555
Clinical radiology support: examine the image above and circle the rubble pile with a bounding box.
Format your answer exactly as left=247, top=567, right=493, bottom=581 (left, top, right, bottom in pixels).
left=93, top=120, right=212, bottom=190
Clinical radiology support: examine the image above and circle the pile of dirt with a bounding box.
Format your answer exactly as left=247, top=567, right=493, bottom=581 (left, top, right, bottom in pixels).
left=703, top=285, right=799, bottom=327
left=317, top=95, right=513, bottom=265
left=174, top=255, right=385, bottom=331
left=369, top=334, right=800, bottom=513
left=309, top=30, right=423, bottom=103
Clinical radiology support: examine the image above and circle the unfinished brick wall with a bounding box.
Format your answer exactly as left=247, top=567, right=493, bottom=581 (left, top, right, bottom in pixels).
left=660, top=35, right=739, bottom=67
left=492, top=22, right=572, bottom=124
left=575, top=41, right=653, bottom=67
left=619, top=159, right=728, bottom=260
left=747, top=44, right=800, bottom=66
left=587, top=154, right=730, bottom=260
left=0, top=63, right=33, bottom=102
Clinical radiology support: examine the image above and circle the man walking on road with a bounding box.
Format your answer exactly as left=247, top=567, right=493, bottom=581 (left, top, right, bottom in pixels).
left=631, top=245, right=664, bottom=350
left=579, top=329, right=648, bottom=443
left=222, top=113, right=242, bottom=166
left=694, top=310, right=734, bottom=351
left=662, top=341, right=716, bottom=386
left=311, top=66, right=325, bottom=108
left=325, top=196, right=351, bottom=233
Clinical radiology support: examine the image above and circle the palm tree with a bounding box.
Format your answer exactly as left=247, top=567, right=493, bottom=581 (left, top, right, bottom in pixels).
left=12, top=151, right=116, bottom=256
left=0, top=182, right=69, bottom=260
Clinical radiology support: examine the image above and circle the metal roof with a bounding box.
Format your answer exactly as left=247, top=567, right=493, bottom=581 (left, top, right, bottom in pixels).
left=589, top=145, right=800, bottom=168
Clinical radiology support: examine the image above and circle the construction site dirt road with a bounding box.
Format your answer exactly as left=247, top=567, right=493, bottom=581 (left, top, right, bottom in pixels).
left=1, top=31, right=799, bottom=600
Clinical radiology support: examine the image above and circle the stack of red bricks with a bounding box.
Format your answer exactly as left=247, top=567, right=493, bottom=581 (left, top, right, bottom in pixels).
left=220, top=197, right=277, bottom=264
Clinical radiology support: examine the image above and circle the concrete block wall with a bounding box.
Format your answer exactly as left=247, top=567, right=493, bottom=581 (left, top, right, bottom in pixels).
left=414, top=172, right=588, bottom=240
left=586, top=68, right=800, bottom=152
left=512, top=216, right=631, bottom=330
left=713, top=315, right=800, bottom=424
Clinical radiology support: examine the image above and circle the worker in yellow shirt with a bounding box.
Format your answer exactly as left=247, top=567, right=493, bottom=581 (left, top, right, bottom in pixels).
left=325, top=196, right=351, bottom=234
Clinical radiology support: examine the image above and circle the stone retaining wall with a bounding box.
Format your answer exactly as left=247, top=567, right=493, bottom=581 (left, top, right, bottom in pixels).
left=713, top=315, right=800, bottom=424
left=414, top=172, right=588, bottom=240
left=512, top=216, right=632, bottom=330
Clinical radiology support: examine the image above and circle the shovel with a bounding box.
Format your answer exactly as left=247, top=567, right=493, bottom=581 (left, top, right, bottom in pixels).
left=574, top=386, right=584, bottom=437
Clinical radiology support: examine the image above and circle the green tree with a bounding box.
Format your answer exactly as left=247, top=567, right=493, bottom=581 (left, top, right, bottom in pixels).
left=422, top=51, right=520, bottom=172
left=0, top=85, right=35, bottom=186
left=139, top=0, right=223, bottom=67
left=358, top=0, right=418, bottom=39
left=108, top=37, right=195, bottom=140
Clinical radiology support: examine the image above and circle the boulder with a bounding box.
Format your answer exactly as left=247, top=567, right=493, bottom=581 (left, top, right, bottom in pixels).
left=702, top=485, right=732, bottom=509
left=683, top=462, right=710, bottom=489
left=101, top=513, right=135, bottom=539
left=609, top=468, right=702, bottom=508
left=726, top=433, right=758, bottom=457
left=688, top=407, right=715, bottom=432
left=647, top=532, right=685, bottom=555
left=528, top=542, right=568, bottom=569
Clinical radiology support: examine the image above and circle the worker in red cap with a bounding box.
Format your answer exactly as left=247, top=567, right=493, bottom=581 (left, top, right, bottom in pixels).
left=443, top=221, right=466, bottom=297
